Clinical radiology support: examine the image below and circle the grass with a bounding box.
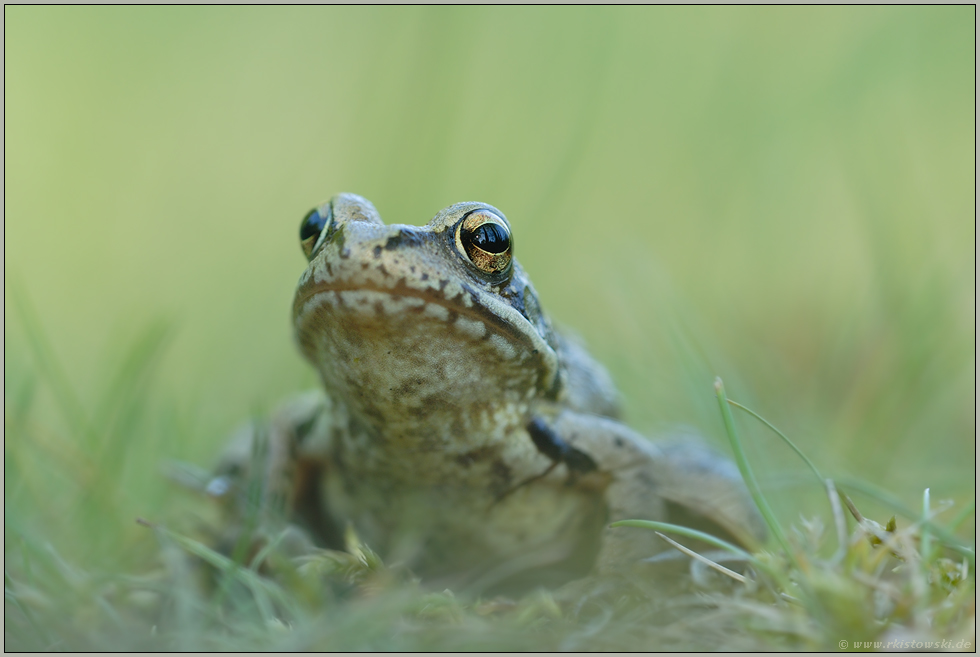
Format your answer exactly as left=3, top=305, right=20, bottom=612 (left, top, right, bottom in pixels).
left=5, top=296, right=974, bottom=650
left=616, top=380, right=974, bottom=651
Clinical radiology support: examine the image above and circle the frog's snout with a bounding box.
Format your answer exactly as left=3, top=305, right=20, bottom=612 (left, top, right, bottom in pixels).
left=331, top=193, right=383, bottom=226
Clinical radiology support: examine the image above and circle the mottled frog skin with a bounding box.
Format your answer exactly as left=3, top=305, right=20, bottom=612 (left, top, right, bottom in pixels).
left=213, top=194, right=764, bottom=593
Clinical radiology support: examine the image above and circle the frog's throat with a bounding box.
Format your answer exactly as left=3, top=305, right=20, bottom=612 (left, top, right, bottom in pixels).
left=293, top=280, right=561, bottom=394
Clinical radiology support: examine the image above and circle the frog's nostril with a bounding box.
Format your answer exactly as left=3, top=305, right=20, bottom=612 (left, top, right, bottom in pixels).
left=381, top=227, right=423, bottom=251
left=332, top=193, right=384, bottom=226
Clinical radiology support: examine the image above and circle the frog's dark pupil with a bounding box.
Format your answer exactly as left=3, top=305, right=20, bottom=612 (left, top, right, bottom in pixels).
left=300, top=208, right=326, bottom=242
left=468, top=222, right=510, bottom=253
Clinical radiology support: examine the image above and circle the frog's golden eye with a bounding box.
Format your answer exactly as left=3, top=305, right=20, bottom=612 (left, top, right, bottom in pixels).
left=300, top=205, right=332, bottom=260
left=455, top=210, right=512, bottom=275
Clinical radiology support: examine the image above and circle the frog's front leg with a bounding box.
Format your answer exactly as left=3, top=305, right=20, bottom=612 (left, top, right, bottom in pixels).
left=208, top=389, right=342, bottom=553
left=548, top=410, right=766, bottom=577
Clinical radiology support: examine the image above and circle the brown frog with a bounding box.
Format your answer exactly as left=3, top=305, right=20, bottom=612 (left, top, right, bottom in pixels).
left=211, top=193, right=764, bottom=594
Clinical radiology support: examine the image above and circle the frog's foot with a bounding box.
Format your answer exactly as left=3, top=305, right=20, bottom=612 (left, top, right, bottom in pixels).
left=652, top=437, right=768, bottom=550
left=550, top=411, right=765, bottom=579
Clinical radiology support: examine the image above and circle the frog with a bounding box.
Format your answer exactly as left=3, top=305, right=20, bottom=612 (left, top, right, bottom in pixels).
left=209, top=193, right=765, bottom=595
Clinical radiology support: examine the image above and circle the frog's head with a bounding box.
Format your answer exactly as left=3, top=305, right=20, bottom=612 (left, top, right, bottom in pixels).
left=293, top=193, right=561, bottom=441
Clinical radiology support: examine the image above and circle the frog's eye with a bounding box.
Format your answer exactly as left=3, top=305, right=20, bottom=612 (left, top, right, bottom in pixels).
left=300, top=205, right=332, bottom=260
left=455, top=210, right=512, bottom=275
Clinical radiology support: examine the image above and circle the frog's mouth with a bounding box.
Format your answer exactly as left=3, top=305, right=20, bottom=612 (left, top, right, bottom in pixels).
left=293, top=279, right=560, bottom=393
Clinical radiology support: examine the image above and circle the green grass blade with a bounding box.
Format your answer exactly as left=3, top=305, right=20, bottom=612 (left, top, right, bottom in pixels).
left=90, top=320, right=174, bottom=475
left=725, top=398, right=824, bottom=483
left=610, top=519, right=791, bottom=586
left=610, top=519, right=753, bottom=560
left=724, top=398, right=856, bottom=561
left=141, top=520, right=297, bottom=623
left=653, top=532, right=747, bottom=583
left=8, top=281, right=93, bottom=443
left=947, top=500, right=975, bottom=532
left=714, top=378, right=799, bottom=568
left=4, top=571, right=50, bottom=649
left=921, top=488, right=933, bottom=562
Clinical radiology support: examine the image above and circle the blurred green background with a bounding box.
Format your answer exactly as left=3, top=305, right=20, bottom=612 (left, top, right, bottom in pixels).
left=5, top=6, right=974, bottom=568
